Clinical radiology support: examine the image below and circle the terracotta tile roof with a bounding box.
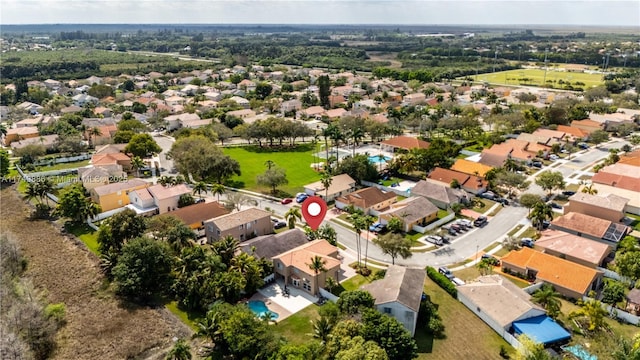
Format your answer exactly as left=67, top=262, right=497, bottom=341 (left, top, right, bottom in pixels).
left=335, top=187, right=396, bottom=209
left=551, top=212, right=612, bottom=238
left=482, top=139, right=533, bottom=162
left=273, top=240, right=341, bottom=276
left=361, top=265, right=426, bottom=312
left=556, top=125, right=590, bottom=139
left=147, top=184, right=191, bottom=200
left=209, top=207, right=271, bottom=231
left=92, top=179, right=149, bottom=196
left=7, top=126, right=39, bottom=136
left=532, top=128, right=566, bottom=140
left=426, top=167, right=488, bottom=191
left=302, top=106, right=325, bottom=117
left=95, top=143, right=127, bottom=155
left=326, top=108, right=347, bottom=118
left=597, top=163, right=640, bottom=178
left=91, top=152, right=131, bottom=166
left=592, top=172, right=640, bottom=192
left=571, top=119, right=602, bottom=131
left=535, top=230, right=611, bottom=266
left=568, top=193, right=629, bottom=212
left=160, top=201, right=228, bottom=226
left=457, top=275, right=545, bottom=327
left=501, top=247, right=602, bottom=295
left=618, top=150, right=640, bottom=167
left=381, top=136, right=430, bottom=150
left=451, top=159, right=493, bottom=177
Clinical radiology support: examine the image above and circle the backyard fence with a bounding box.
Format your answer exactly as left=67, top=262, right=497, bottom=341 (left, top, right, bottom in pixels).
left=522, top=282, right=545, bottom=295
left=412, top=213, right=456, bottom=233
left=597, top=267, right=624, bottom=281
left=581, top=296, right=640, bottom=325
left=33, top=153, right=91, bottom=166
left=318, top=287, right=339, bottom=302
left=361, top=180, right=411, bottom=197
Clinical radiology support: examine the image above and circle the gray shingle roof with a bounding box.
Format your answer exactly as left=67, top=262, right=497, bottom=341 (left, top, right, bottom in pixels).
left=240, top=228, right=309, bottom=259
left=361, top=265, right=426, bottom=312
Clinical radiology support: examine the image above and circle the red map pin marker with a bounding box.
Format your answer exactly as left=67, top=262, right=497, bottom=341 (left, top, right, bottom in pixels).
left=301, top=196, right=327, bottom=231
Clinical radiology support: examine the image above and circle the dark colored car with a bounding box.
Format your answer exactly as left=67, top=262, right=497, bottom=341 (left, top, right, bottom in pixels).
left=281, top=198, right=293, bottom=204
left=274, top=221, right=287, bottom=229
left=562, top=191, right=576, bottom=196
left=531, top=161, right=543, bottom=168
left=549, top=202, right=562, bottom=209
left=296, top=194, right=308, bottom=203
left=473, top=215, right=488, bottom=227
left=480, top=191, right=497, bottom=200
left=497, top=198, right=510, bottom=206
left=438, top=267, right=454, bottom=280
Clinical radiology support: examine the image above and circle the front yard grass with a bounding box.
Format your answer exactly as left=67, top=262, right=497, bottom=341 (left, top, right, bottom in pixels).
left=436, top=209, right=449, bottom=219
left=272, top=304, right=322, bottom=344
left=65, top=222, right=100, bottom=255
left=417, top=277, right=514, bottom=359
left=518, top=226, right=538, bottom=240
left=626, top=213, right=640, bottom=231
left=222, top=145, right=320, bottom=196
left=470, top=198, right=496, bottom=213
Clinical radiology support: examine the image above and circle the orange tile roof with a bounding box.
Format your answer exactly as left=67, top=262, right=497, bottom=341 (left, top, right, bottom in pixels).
left=160, top=201, right=229, bottom=226
left=451, top=159, right=493, bottom=177
left=551, top=212, right=611, bottom=238
left=381, top=136, right=430, bottom=150
left=532, top=128, right=566, bottom=140
left=501, top=247, right=602, bottom=295
left=556, top=125, right=590, bottom=139
left=592, top=172, right=640, bottom=192
left=571, top=119, right=602, bottom=131
left=91, top=152, right=130, bottom=166
left=274, top=240, right=341, bottom=276
left=618, top=150, right=640, bottom=167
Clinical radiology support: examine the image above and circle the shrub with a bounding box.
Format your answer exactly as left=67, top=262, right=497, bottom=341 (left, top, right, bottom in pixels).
left=44, top=303, right=66, bottom=326
left=426, top=266, right=457, bottom=298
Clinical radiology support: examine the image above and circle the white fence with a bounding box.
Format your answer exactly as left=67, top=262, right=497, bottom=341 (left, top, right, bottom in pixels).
left=503, top=332, right=523, bottom=351
left=522, top=282, right=545, bottom=295
left=34, top=153, right=91, bottom=166
left=412, top=213, right=456, bottom=233
left=581, top=296, right=640, bottom=325
left=263, top=273, right=275, bottom=284
left=318, top=287, right=339, bottom=302
left=597, top=267, right=624, bottom=281
left=361, top=180, right=411, bottom=197
left=90, top=207, right=128, bottom=223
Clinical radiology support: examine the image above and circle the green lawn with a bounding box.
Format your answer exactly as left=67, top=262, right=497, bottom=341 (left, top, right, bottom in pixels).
left=626, top=213, right=640, bottom=231
left=27, top=159, right=90, bottom=172
left=65, top=223, right=100, bottom=255
left=518, top=226, right=538, bottom=240
left=223, top=145, right=320, bottom=196
left=272, top=304, right=321, bottom=344
left=468, top=68, right=603, bottom=89
left=418, top=277, right=514, bottom=359
left=341, top=274, right=371, bottom=291
left=436, top=209, right=449, bottom=219
left=165, top=301, right=203, bottom=332
left=470, top=198, right=496, bottom=213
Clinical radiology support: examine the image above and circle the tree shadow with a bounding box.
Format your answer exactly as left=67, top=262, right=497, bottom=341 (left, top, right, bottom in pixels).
left=224, top=180, right=245, bottom=189
left=242, top=144, right=314, bottom=153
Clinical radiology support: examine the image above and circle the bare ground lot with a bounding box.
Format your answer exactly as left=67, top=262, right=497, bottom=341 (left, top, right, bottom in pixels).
left=0, top=185, right=191, bottom=360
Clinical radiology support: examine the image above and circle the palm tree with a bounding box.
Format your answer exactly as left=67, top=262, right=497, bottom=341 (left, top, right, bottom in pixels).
left=210, top=183, right=226, bottom=202
left=325, top=277, right=337, bottom=294
left=568, top=299, right=609, bottom=332
left=88, top=126, right=102, bottom=148
left=581, top=182, right=598, bottom=195
left=165, top=339, right=192, bottom=360
left=35, top=178, right=55, bottom=205
left=529, top=202, right=553, bottom=231
left=196, top=309, right=224, bottom=352
left=362, top=215, right=376, bottom=269
left=312, top=316, right=333, bottom=344
left=131, top=156, right=145, bottom=177
left=349, top=213, right=366, bottom=268
left=351, top=127, right=364, bottom=156
left=308, top=255, right=327, bottom=296
left=285, top=207, right=302, bottom=229
left=319, top=171, right=333, bottom=200
left=0, top=123, right=7, bottom=138
left=264, top=160, right=275, bottom=170
left=212, top=235, right=239, bottom=267
left=81, top=201, right=102, bottom=222
left=531, top=284, right=561, bottom=319
left=193, top=181, right=208, bottom=199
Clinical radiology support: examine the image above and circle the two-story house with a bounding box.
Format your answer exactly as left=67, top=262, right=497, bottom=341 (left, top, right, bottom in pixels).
left=204, top=207, right=273, bottom=242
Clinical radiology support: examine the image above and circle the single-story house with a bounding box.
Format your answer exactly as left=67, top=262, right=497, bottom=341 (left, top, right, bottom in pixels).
left=380, top=136, right=430, bottom=152
left=410, top=180, right=468, bottom=210
left=570, top=119, right=601, bottom=135
left=128, top=183, right=191, bottom=215
left=335, top=187, right=397, bottom=215
left=426, top=167, right=488, bottom=195
left=501, top=247, right=604, bottom=299
left=273, top=239, right=341, bottom=296
left=588, top=183, right=640, bottom=216
left=91, top=152, right=132, bottom=172
left=625, top=289, right=640, bottom=315
left=3, top=127, right=40, bottom=146
left=226, top=109, right=256, bottom=119
left=450, top=159, right=493, bottom=178
left=360, top=265, right=426, bottom=336
left=10, top=134, right=59, bottom=151
left=240, top=228, right=310, bottom=260
left=204, top=207, right=273, bottom=242
left=90, top=179, right=150, bottom=212
left=457, top=275, right=569, bottom=345
left=304, top=174, right=356, bottom=202
left=534, top=229, right=612, bottom=269
left=164, top=113, right=201, bottom=131
left=564, top=193, right=629, bottom=223
left=550, top=212, right=630, bottom=246
left=159, top=201, right=229, bottom=230
left=379, top=196, right=439, bottom=233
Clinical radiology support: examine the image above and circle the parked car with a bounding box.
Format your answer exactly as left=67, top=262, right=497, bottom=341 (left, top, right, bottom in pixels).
left=549, top=154, right=559, bottom=161
left=369, top=222, right=386, bottom=233
left=457, top=219, right=473, bottom=228
left=281, top=198, right=293, bottom=204
left=562, top=191, right=576, bottom=196
left=426, top=235, right=444, bottom=246
left=296, top=194, right=309, bottom=203
left=530, top=161, right=543, bottom=168
left=473, top=215, right=488, bottom=227
left=451, top=277, right=466, bottom=286
left=542, top=220, right=551, bottom=229
left=549, top=202, right=562, bottom=209
left=438, top=267, right=454, bottom=280
left=195, top=198, right=206, bottom=204
left=497, top=198, right=510, bottom=206
left=521, top=238, right=535, bottom=248
left=480, top=191, right=497, bottom=200
left=578, top=142, right=589, bottom=149
left=274, top=221, right=287, bottom=229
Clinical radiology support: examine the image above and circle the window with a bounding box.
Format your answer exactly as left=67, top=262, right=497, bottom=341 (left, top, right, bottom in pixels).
left=216, top=230, right=220, bottom=236
left=277, top=263, right=281, bottom=269
left=239, top=224, right=244, bottom=230
left=254, top=220, right=258, bottom=224
left=246, top=222, right=252, bottom=229
left=240, top=234, right=245, bottom=241
left=383, top=307, right=392, bottom=314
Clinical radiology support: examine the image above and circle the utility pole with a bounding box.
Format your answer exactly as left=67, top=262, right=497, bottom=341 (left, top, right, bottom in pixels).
left=542, top=48, right=549, bottom=86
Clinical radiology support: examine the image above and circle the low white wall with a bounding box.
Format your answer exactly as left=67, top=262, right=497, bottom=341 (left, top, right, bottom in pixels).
left=412, top=213, right=455, bottom=233
left=581, top=296, right=639, bottom=325
left=318, top=287, right=339, bottom=302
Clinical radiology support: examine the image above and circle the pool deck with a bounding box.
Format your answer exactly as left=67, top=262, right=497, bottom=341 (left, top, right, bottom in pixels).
left=252, top=279, right=318, bottom=322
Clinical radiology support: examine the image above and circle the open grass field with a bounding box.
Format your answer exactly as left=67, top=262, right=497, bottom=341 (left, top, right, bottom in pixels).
left=271, top=304, right=322, bottom=344
left=29, top=159, right=90, bottom=172
left=418, top=277, right=514, bottom=360
left=223, top=145, right=320, bottom=196
left=469, top=68, right=604, bottom=88
left=65, top=222, right=100, bottom=255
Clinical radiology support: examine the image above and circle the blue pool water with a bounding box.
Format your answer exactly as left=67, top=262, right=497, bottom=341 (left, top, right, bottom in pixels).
left=248, top=300, right=279, bottom=320
left=562, top=345, right=597, bottom=360
left=368, top=155, right=391, bottom=164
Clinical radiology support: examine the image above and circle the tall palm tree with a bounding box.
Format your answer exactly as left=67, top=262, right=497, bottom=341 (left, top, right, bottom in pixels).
left=529, top=202, right=553, bottom=231
left=210, top=183, right=226, bottom=202
left=193, top=181, right=208, bottom=199
left=131, top=156, right=145, bottom=177
left=308, top=255, right=327, bottom=296
left=88, top=126, right=102, bottom=148
left=531, top=284, right=561, bottom=319
left=351, top=127, right=364, bottom=156
left=319, top=171, right=333, bottom=200
left=362, top=215, right=376, bottom=269
left=212, top=235, right=239, bottom=267
left=285, top=207, right=302, bottom=229
left=165, top=339, right=192, bottom=360
left=349, top=213, right=366, bottom=267
left=35, top=178, right=55, bottom=205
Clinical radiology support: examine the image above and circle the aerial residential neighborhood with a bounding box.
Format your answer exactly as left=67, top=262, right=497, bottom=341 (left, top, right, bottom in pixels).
left=1, top=7, right=640, bottom=360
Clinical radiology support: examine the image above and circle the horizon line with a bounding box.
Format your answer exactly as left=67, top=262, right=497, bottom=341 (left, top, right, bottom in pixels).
left=2, top=23, right=637, bottom=28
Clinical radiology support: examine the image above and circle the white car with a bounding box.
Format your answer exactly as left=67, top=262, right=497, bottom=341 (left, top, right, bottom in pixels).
left=549, top=154, right=559, bottom=161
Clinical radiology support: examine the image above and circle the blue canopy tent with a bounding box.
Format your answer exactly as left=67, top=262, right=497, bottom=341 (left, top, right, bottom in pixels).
left=512, top=315, right=571, bottom=345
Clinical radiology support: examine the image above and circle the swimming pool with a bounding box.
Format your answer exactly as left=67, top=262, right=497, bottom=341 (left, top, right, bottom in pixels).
left=562, top=345, right=597, bottom=360
left=368, top=155, right=391, bottom=164
left=248, top=300, right=279, bottom=320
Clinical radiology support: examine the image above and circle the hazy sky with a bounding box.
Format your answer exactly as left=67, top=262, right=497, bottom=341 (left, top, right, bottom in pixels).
left=2, top=0, right=639, bottom=26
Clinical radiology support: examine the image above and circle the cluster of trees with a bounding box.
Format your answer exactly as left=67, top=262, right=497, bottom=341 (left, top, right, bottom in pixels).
left=234, top=117, right=315, bottom=147
left=169, top=135, right=241, bottom=183
left=387, top=138, right=462, bottom=175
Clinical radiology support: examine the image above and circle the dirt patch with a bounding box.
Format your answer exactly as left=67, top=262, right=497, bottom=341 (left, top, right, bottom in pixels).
left=0, top=185, right=192, bottom=360
left=366, top=52, right=403, bottom=69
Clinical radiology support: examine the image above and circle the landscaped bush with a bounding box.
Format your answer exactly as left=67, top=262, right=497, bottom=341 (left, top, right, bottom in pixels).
left=426, top=266, right=457, bottom=298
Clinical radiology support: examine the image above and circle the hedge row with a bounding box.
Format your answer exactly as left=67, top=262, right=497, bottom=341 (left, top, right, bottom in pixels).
left=426, top=266, right=457, bottom=299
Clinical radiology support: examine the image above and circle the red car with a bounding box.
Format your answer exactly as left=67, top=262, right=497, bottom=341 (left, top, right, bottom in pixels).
left=281, top=198, right=293, bottom=204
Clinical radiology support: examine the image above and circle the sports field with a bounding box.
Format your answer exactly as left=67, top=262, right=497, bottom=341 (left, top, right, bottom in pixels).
left=468, top=68, right=604, bottom=89
left=223, top=145, right=320, bottom=196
